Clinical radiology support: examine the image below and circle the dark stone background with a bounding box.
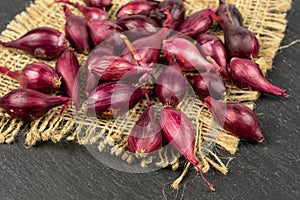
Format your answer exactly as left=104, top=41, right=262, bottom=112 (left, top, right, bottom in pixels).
left=0, top=1, right=299, bottom=199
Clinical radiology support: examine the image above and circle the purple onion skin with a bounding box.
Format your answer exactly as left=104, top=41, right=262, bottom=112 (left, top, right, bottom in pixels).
left=163, top=37, right=220, bottom=72
left=225, top=2, right=243, bottom=26
left=222, top=23, right=259, bottom=59
left=115, top=15, right=159, bottom=41
left=216, top=0, right=232, bottom=25
left=116, top=0, right=159, bottom=19
left=84, top=45, right=115, bottom=96
left=63, top=5, right=92, bottom=54
left=121, top=28, right=170, bottom=65
left=0, top=88, right=70, bottom=121
left=54, top=0, right=109, bottom=21
left=121, top=9, right=171, bottom=64
left=90, top=55, right=152, bottom=82
left=84, top=0, right=112, bottom=10
left=155, top=64, right=186, bottom=106
left=88, top=20, right=125, bottom=50
left=0, top=62, right=60, bottom=94
left=0, top=27, right=67, bottom=60
left=56, top=49, right=81, bottom=110
left=176, top=9, right=214, bottom=38
left=197, top=34, right=229, bottom=80
left=152, top=0, right=185, bottom=29
left=230, top=58, right=288, bottom=97
left=187, top=72, right=226, bottom=100
left=160, top=107, right=199, bottom=166
left=216, top=1, right=258, bottom=59
left=83, top=82, right=150, bottom=119
left=204, top=96, right=264, bottom=143
left=127, top=105, right=162, bottom=158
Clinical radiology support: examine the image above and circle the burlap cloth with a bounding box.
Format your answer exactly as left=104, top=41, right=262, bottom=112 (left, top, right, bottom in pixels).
left=0, top=0, right=291, bottom=181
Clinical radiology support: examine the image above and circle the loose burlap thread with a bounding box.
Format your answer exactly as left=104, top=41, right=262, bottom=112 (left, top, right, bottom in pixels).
left=0, top=0, right=291, bottom=177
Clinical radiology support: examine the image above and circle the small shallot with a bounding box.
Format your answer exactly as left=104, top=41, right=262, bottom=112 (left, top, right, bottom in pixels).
left=176, top=9, right=215, bottom=38
left=160, top=107, right=215, bottom=191
left=0, top=62, right=60, bottom=94
left=0, top=27, right=67, bottom=60
left=89, top=55, right=152, bottom=82
left=53, top=0, right=109, bottom=21
left=197, top=34, right=229, bottom=80
left=0, top=88, right=70, bottom=121
left=186, top=72, right=226, bottom=100
left=155, top=61, right=186, bottom=106
left=63, top=5, right=91, bottom=54
left=121, top=8, right=172, bottom=65
left=116, top=0, right=159, bottom=19
left=216, top=0, right=259, bottom=59
left=127, top=105, right=162, bottom=158
left=115, top=15, right=159, bottom=40
left=84, top=44, right=114, bottom=96
left=230, top=58, right=288, bottom=97
left=204, top=96, right=264, bottom=143
left=83, top=82, right=151, bottom=119
left=163, top=37, right=220, bottom=72
left=56, top=49, right=81, bottom=110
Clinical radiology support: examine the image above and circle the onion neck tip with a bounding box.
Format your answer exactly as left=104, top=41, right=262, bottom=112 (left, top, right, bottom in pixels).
left=258, top=137, right=264, bottom=143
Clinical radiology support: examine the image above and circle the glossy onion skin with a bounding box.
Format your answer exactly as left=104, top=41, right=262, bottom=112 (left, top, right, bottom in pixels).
left=63, top=5, right=92, bottom=54
left=0, top=62, right=60, bottom=94
left=54, top=0, right=109, bottom=21
left=115, top=15, right=160, bottom=41
left=155, top=64, right=186, bottom=106
left=197, top=34, right=229, bottom=80
left=176, top=9, right=215, bottom=39
left=84, top=45, right=115, bottom=96
left=204, top=96, right=264, bottom=143
left=56, top=49, right=81, bottom=110
left=89, top=55, right=152, bottom=82
left=230, top=58, right=288, bottom=97
left=0, top=88, right=70, bottom=121
left=216, top=0, right=259, bottom=59
left=84, top=0, right=112, bottom=10
left=127, top=105, right=162, bottom=158
left=121, top=28, right=170, bottom=65
left=0, top=27, right=67, bottom=60
left=116, top=0, right=159, bottom=19
left=186, top=72, right=226, bottom=100
left=163, top=37, right=220, bottom=72
left=160, top=107, right=199, bottom=166
left=153, top=0, right=185, bottom=29
left=83, top=82, right=150, bottom=119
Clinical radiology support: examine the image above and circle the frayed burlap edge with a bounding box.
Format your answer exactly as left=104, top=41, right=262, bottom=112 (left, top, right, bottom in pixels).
left=0, top=0, right=291, bottom=182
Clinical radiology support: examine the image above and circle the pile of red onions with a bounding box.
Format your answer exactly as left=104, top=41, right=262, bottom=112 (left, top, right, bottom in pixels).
left=0, top=0, right=288, bottom=191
